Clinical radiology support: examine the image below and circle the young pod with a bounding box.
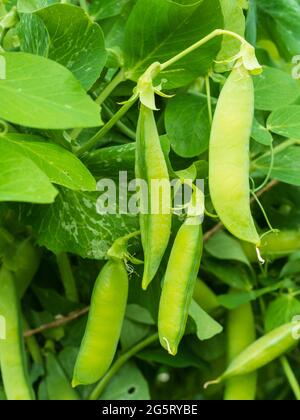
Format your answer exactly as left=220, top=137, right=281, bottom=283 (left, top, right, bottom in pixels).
left=158, top=216, right=203, bottom=355
left=224, top=302, right=257, bottom=400
left=209, top=64, right=260, bottom=246
left=136, top=104, right=172, bottom=290
left=72, top=259, right=128, bottom=386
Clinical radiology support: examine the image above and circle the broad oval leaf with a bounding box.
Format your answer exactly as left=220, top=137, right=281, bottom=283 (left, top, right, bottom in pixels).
left=2, top=133, right=96, bottom=191
left=265, top=295, right=300, bottom=332
left=254, top=67, right=300, bottom=111
left=0, top=139, right=57, bottom=203
left=165, top=93, right=210, bottom=157
left=90, top=0, right=131, bottom=20
left=0, top=52, right=102, bottom=129
left=267, top=105, right=300, bottom=138
left=251, top=118, right=273, bottom=146
left=124, top=0, right=223, bottom=88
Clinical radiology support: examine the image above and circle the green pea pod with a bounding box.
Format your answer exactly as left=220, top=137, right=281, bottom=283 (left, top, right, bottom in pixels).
left=46, top=353, right=80, bottom=400
left=158, top=216, right=203, bottom=356
left=209, top=64, right=260, bottom=246
left=193, top=279, right=220, bottom=314
left=207, top=320, right=300, bottom=387
left=136, top=104, right=172, bottom=290
left=0, top=266, right=35, bottom=400
left=242, top=230, right=300, bottom=262
left=224, top=302, right=257, bottom=401
left=72, top=259, right=128, bottom=387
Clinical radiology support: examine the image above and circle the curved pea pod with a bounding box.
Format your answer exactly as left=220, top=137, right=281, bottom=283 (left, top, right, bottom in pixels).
left=46, top=353, right=80, bottom=400
left=209, top=65, right=260, bottom=246
left=158, top=216, right=203, bottom=356
left=72, top=259, right=128, bottom=387
left=224, top=302, right=257, bottom=401
left=136, top=104, right=172, bottom=290
left=0, top=266, right=35, bottom=400
left=242, top=230, right=300, bottom=262
left=206, top=320, right=300, bottom=388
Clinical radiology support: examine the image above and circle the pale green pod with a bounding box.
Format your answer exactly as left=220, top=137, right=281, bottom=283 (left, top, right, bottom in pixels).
left=0, top=266, right=35, bottom=400
left=224, top=302, right=257, bottom=401
left=158, top=216, right=203, bottom=355
left=72, top=259, right=128, bottom=386
left=209, top=65, right=260, bottom=246
left=136, top=104, right=172, bottom=290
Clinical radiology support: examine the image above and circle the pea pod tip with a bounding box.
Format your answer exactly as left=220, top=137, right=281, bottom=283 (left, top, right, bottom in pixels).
left=203, top=378, right=221, bottom=390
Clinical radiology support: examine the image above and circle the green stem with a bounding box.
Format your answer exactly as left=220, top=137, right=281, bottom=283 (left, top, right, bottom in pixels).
left=88, top=333, right=159, bottom=400
left=250, top=191, right=274, bottom=233
left=56, top=253, right=79, bottom=303
left=253, top=139, right=300, bottom=164
left=75, top=97, right=137, bottom=156
left=280, top=356, right=300, bottom=401
left=95, top=69, right=125, bottom=106
left=254, top=141, right=274, bottom=192
left=23, top=317, right=43, bottom=365
left=205, top=75, right=213, bottom=125
left=103, top=104, right=136, bottom=141
left=160, top=29, right=245, bottom=71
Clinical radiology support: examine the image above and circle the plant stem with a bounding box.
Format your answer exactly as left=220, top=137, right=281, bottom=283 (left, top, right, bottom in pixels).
left=75, top=97, right=137, bottom=156
left=95, top=69, right=125, bottom=105
left=254, top=142, right=274, bottom=192
left=205, top=75, right=213, bottom=125
left=56, top=253, right=79, bottom=303
left=23, top=317, right=43, bottom=365
left=160, top=29, right=245, bottom=71
left=253, top=138, right=300, bottom=164
left=103, top=103, right=136, bottom=141
left=89, top=333, right=159, bottom=400
left=280, top=356, right=300, bottom=401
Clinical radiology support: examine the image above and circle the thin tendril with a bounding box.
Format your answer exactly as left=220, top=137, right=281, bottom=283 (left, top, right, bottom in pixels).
left=254, top=142, right=274, bottom=193
left=250, top=190, right=274, bottom=233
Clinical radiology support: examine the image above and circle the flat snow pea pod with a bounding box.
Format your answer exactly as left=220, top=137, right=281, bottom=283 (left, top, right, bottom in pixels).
left=136, top=104, right=172, bottom=290
left=158, top=216, right=203, bottom=356
left=224, top=302, right=257, bottom=400
left=209, top=64, right=260, bottom=246
left=206, top=320, right=300, bottom=387
left=0, top=266, right=35, bottom=400
left=72, top=258, right=128, bottom=387
left=46, top=353, right=80, bottom=400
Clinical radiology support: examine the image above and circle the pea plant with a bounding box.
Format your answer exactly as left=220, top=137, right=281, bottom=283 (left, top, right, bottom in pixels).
left=0, top=0, right=300, bottom=402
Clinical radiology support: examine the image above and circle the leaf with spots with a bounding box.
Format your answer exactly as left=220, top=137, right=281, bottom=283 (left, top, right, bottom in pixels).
left=17, top=188, right=139, bottom=259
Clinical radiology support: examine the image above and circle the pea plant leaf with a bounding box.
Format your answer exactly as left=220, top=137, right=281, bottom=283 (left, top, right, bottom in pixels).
left=17, top=0, right=55, bottom=13
left=165, top=94, right=211, bottom=157
left=0, top=139, right=57, bottom=203
left=18, top=13, right=49, bottom=57
left=90, top=0, right=131, bottom=20
left=251, top=118, right=273, bottom=146
left=124, top=0, right=223, bottom=88
left=2, top=133, right=96, bottom=191
left=18, top=188, right=139, bottom=259
left=267, top=105, right=300, bottom=139
left=265, top=295, right=300, bottom=332
left=253, top=146, right=300, bottom=187
left=188, top=300, right=223, bottom=341
left=253, top=67, right=300, bottom=111
left=0, top=52, right=102, bottom=129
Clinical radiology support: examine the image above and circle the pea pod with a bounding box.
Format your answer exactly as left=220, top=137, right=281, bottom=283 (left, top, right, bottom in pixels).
left=224, top=302, right=257, bottom=400
left=206, top=320, right=300, bottom=387
left=209, top=64, right=260, bottom=246
left=193, top=279, right=220, bottom=314
left=46, top=353, right=80, bottom=400
left=158, top=216, right=203, bottom=356
left=72, top=258, right=128, bottom=386
left=0, top=266, right=35, bottom=400
left=136, top=104, right=172, bottom=290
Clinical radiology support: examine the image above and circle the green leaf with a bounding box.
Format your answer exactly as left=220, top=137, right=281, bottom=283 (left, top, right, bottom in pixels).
left=203, top=259, right=253, bottom=291
left=165, top=93, right=210, bottom=157
left=100, top=362, right=150, bottom=400
left=254, top=146, right=300, bottom=186
left=17, top=0, right=55, bottom=13
left=258, top=0, right=300, bottom=60
left=126, top=304, right=155, bottom=325
left=120, top=318, right=152, bottom=350
left=251, top=118, right=273, bottom=146
left=124, top=0, right=223, bottom=88
left=0, top=139, right=57, bottom=203
left=267, top=106, right=300, bottom=139
left=2, top=133, right=96, bottom=191
left=139, top=345, right=203, bottom=368
left=90, top=0, right=131, bottom=20
left=188, top=300, right=223, bottom=341
left=253, top=67, right=300, bottom=111
left=18, top=13, right=49, bottom=57
left=18, top=188, right=139, bottom=259
left=205, top=231, right=250, bottom=266
left=265, top=295, right=300, bottom=332
left=0, top=52, right=102, bottom=129
left=34, top=4, right=107, bottom=90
